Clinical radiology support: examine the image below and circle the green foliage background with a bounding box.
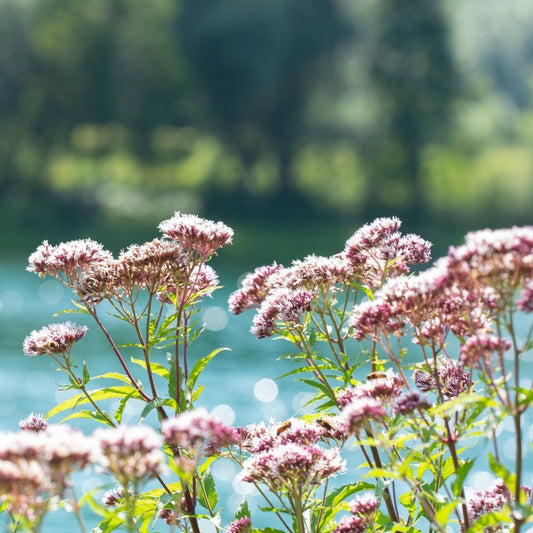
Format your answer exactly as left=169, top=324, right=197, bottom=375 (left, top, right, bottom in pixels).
left=1, top=0, right=532, bottom=258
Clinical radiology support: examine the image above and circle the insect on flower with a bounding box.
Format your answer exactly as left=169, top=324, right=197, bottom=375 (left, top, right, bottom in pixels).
left=276, top=421, right=292, bottom=436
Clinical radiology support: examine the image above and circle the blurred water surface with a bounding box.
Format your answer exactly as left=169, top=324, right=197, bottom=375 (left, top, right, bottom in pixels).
left=0, top=260, right=532, bottom=532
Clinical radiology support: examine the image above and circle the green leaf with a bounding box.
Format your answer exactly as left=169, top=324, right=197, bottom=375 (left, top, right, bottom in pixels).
left=92, top=372, right=135, bottom=384
left=131, top=357, right=170, bottom=379
left=113, top=390, right=137, bottom=423
left=434, top=501, right=458, bottom=527
left=197, top=469, right=218, bottom=511
left=233, top=498, right=250, bottom=520
left=452, top=458, right=475, bottom=497
left=46, top=386, right=143, bottom=419
left=139, top=397, right=177, bottom=422
left=53, top=300, right=90, bottom=316
left=187, top=347, right=230, bottom=390
left=82, top=361, right=90, bottom=385
left=59, top=409, right=113, bottom=426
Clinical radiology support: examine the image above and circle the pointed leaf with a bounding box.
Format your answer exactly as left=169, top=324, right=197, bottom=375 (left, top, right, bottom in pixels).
left=187, top=347, right=230, bottom=390
left=131, top=357, right=170, bottom=380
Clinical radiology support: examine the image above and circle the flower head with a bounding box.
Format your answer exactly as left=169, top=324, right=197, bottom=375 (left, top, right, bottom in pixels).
left=413, top=359, right=470, bottom=399
left=19, top=413, right=47, bottom=432
left=339, top=397, right=386, bottom=435
left=228, top=262, right=285, bottom=315
left=250, top=288, right=314, bottom=338
left=349, top=492, right=380, bottom=518
left=162, top=408, right=239, bottom=458
left=460, top=333, right=511, bottom=368
left=159, top=212, right=233, bottom=258
left=333, top=514, right=367, bottom=533
left=393, top=391, right=432, bottom=415
left=240, top=442, right=344, bottom=488
left=23, top=322, right=87, bottom=357
left=94, top=425, right=163, bottom=483
left=27, top=239, right=112, bottom=283
left=227, top=517, right=252, bottom=533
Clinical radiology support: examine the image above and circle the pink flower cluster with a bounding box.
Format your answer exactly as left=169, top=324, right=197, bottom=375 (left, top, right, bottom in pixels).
left=94, top=425, right=163, bottom=483
left=250, top=288, right=315, bottom=338
left=343, top=217, right=432, bottom=287
left=0, top=425, right=94, bottom=522
left=337, top=369, right=404, bottom=406
left=27, top=214, right=231, bottom=307
left=349, top=225, right=533, bottom=357
left=18, top=413, right=48, bottom=432
left=161, top=408, right=239, bottom=465
left=158, top=211, right=234, bottom=258
left=22, top=322, right=87, bottom=357
left=228, top=217, right=432, bottom=339
left=333, top=492, right=380, bottom=532
left=467, top=478, right=531, bottom=525
left=27, top=239, right=112, bottom=283
left=460, top=333, right=511, bottom=368
left=226, top=516, right=252, bottom=533
left=238, top=418, right=345, bottom=491
left=413, top=359, right=470, bottom=399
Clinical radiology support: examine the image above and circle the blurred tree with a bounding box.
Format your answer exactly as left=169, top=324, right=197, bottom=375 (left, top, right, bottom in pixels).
left=177, top=0, right=352, bottom=210
left=368, top=0, right=459, bottom=222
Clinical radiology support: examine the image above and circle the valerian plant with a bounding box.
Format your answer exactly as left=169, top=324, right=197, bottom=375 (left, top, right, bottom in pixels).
left=0, top=214, right=530, bottom=533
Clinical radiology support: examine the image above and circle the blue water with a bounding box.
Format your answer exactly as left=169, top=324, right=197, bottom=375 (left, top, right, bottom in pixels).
left=1, top=259, right=532, bottom=532
left=0, top=260, right=313, bottom=531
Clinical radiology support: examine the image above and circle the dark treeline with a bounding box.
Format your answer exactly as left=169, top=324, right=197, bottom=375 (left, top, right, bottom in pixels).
left=1, top=0, right=532, bottom=248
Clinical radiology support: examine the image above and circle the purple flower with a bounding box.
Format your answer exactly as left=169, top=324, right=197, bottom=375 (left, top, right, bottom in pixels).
left=94, top=425, right=163, bottom=483
left=27, top=239, right=112, bottom=283
left=227, top=516, right=252, bottom=533
left=351, top=370, right=404, bottom=404
left=349, top=492, right=379, bottom=518
left=460, top=333, right=511, bottom=368
left=19, top=413, right=47, bottom=433
left=516, top=280, right=533, bottom=312
left=23, top=322, right=87, bottom=357
left=162, top=408, right=239, bottom=456
left=333, top=514, right=368, bottom=533
left=413, top=359, right=470, bottom=399
left=159, top=212, right=233, bottom=258
left=228, top=262, right=284, bottom=315
left=250, top=288, right=314, bottom=338
left=284, top=254, right=354, bottom=290
left=240, top=442, right=345, bottom=488
left=393, top=391, right=432, bottom=415
left=339, top=397, right=386, bottom=435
